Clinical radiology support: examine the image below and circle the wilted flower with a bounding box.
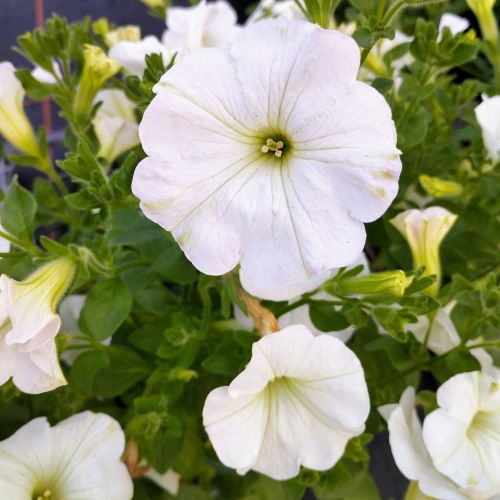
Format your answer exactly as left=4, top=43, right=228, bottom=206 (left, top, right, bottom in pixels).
left=93, top=89, right=140, bottom=163
left=105, top=25, right=141, bottom=47
left=0, top=411, right=133, bottom=498
left=109, top=35, right=172, bottom=77
left=0, top=61, right=40, bottom=157
left=74, top=45, right=121, bottom=120
left=162, top=0, right=240, bottom=55
left=391, top=207, right=457, bottom=296
left=0, top=258, right=75, bottom=393
left=475, top=95, right=500, bottom=163
left=203, top=324, right=370, bottom=480
left=133, top=20, right=401, bottom=296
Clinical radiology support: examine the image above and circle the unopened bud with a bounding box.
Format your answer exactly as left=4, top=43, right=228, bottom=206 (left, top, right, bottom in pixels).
left=419, top=175, right=463, bottom=197
left=334, top=270, right=413, bottom=298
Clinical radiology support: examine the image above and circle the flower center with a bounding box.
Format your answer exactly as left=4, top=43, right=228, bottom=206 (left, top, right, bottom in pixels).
left=261, top=137, right=285, bottom=158
left=33, top=490, right=53, bottom=500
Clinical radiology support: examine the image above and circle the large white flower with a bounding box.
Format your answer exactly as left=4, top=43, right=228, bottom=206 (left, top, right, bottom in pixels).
left=203, top=324, right=370, bottom=480
left=109, top=35, right=172, bottom=77
left=163, top=0, right=240, bottom=55
left=475, top=95, right=500, bottom=163
left=0, top=258, right=75, bottom=394
left=93, top=89, right=140, bottom=163
left=0, top=411, right=133, bottom=499
left=423, top=371, right=500, bottom=498
left=0, top=61, right=40, bottom=157
left=236, top=252, right=370, bottom=342
left=132, top=20, right=401, bottom=295
left=379, top=387, right=466, bottom=500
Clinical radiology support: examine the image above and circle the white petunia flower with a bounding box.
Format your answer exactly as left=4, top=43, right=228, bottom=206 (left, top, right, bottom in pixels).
left=203, top=324, right=370, bottom=480
left=93, top=89, right=140, bottom=163
left=109, top=35, right=172, bottom=77
left=133, top=20, right=401, bottom=296
left=408, top=301, right=500, bottom=378
left=475, top=95, right=500, bottom=163
left=439, top=13, right=470, bottom=36
left=0, top=224, right=10, bottom=253
left=0, top=411, right=133, bottom=499
left=0, top=258, right=75, bottom=394
left=31, top=61, right=62, bottom=85
left=247, top=0, right=307, bottom=23
left=423, top=371, right=500, bottom=498
left=0, top=61, right=40, bottom=157
left=162, top=0, right=240, bottom=55
left=391, top=207, right=457, bottom=296
left=236, top=253, right=370, bottom=342
left=379, top=387, right=466, bottom=500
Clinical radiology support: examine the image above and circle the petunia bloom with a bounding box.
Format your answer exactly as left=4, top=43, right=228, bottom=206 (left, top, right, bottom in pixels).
left=0, top=411, right=133, bottom=499
left=391, top=207, right=457, bottom=296
left=133, top=20, right=401, bottom=296
left=475, top=95, right=500, bottom=163
left=203, top=324, right=370, bottom=480
left=381, top=372, right=500, bottom=499
left=0, top=258, right=75, bottom=393
left=109, top=35, right=172, bottom=77
left=163, top=0, right=240, bottom=55
left=93, top=89, right=140, bottom=163
left=0, top=61, right=40, bottom=157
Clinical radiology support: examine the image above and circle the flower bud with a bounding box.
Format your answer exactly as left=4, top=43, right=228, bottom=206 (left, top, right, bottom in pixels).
left=73, top=45, right=121, bottom=121
left=106, top=26, right=141, bottom=47
left=140, top=0, right=164, bottom=7
left=466, top=0, right=499, bottom=48
left=390, top=207, right=457, bottom=296
left=419, top=175, right=463, bottom=197
left=333, top=270, right=413, bottom=298
left=0, top=62, right=40, bottom=157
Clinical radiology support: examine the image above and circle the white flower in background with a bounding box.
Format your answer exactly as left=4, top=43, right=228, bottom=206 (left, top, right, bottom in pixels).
left=93, top=89, right=140, bottom=163
left=247, top=0, right=307, bottom=23
left=475, top=95, right=500, bottom=163
left=439, top=13, right=470, bottom=36
left=391, top=207, right=457, bottom=296
left=0, top=258, right=75, bottom=394
left=203, top=324, right=370, bottom=480
left=133, top=20, right=401, bottom=296
left=424, top=371, right=500, bottom=498
left=0, top=411, right=133, bottom=499
left=0, top=61, right=40, bottom=157
left=144, top=468, right=180, bottom=495
left=408, top=301, right=500, bottom=378
left=0, top=224, right=10, bottom=253
left=163, top=0, right=240, bottom=56
left=379, top=387, right=466, bottom=499
left=236, top=253, right=370, bottom=342
left=109, top=35, right=172, bottom=77
left=31, top=61, right=63, bottom=85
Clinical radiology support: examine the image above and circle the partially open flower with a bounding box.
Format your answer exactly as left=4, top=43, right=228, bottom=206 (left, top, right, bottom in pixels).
left=93, top=89, right=140, bottom=163
left=390, top=207, right=457, bottom=296
left=163, top=0, right=240, bottom=55
left=475, top=95, right=500, bottom=163
left=0, top=258, right=75, bottom=394
left=203, top=324, right=370, bottom=480
left=0, top=61, right=40, bottom=157
left=105, top=25, right=141, bottom=47
left=0, top=411, right=133, bottom=499
left=133, top=20, right=401, bottom=296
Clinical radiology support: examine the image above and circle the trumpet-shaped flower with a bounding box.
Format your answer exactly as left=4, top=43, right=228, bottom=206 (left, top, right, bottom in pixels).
left=109, top=35, right=172, bottom=77
left=0, top=258, right=75, bottom=393
left=203, top=324, right=370, bottom=480
left=133, top=20, right=401, bottom=295
left=93, top=89, right=140, bottom=162
left=0, top=61, right=40, bottom=157
left=391, top=207, right=457, bottom=296
left=0, top=411, right=133, bottom=499
left=475, top=95, right=500, bottom=163
left=163, top=0, right=240, bottom=55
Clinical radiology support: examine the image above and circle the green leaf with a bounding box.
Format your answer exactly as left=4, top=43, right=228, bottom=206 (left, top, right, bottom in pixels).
left=80, top=278, right=132, bottom=340
left=1, top=177, right=37, bottom=241
left=309, top=303, right=350, bottom=331
left=68, top=349, right=110, bottom=393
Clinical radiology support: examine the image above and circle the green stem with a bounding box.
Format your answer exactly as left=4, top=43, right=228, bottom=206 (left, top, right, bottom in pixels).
left=381, top=0, right=405, bottom=25
left=0, top=230, right=43, bottom=256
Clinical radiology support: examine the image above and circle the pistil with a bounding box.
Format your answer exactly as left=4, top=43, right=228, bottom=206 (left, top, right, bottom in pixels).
left=261, top=138, right=284, bottom=158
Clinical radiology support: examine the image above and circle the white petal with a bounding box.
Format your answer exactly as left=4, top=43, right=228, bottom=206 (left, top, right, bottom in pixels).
left=439, top=13, right=470, bottom=36
left=475, top=95, right=500, bottom=163
left=144, top=468, right=180, bottom=495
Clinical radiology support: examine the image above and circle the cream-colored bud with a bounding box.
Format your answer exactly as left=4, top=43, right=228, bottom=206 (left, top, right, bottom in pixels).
left=106, top=26, right=141, bottom=47
left=419, top=175, right=464, bottom=198
left=333, top=270, right=413, bottom=298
